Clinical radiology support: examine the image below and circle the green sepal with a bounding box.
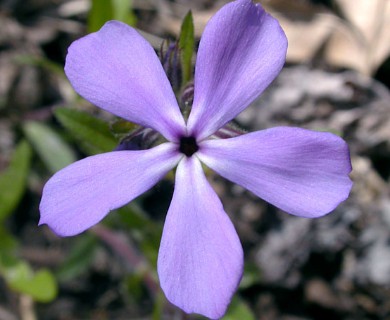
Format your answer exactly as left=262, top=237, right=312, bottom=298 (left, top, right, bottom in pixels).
left=178, top=11, right=195, bottom=86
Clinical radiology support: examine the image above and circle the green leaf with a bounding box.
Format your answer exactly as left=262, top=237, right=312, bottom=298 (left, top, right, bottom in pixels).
left=224, top=296, right=256, bottom=320
left=2, top=262, right=58, bottom=302
left=88, top=0, right=114, bottom=33
left=239, top=262, right=262, bottom=289
left=54, top=107, right=117, bottom=155
left=0, top=226, right=17, bottom=252
left=178, top=11, right=194, bottom=85
left=152, top=291, right=165, bottom=320
left=56, top=235, right=97, bottom=282
left=13, top=55, right=65, bottom=76
left=125, top=272, right=145, bottom=300
left=117, top=203, right=151, bottom=229
left=117, top=204, right=162, bottom=266
left=23, top=121, right=77, bottom=173
left=0, top=141, right=32, bottom=221
left=112, top=0, right=137, bottom=26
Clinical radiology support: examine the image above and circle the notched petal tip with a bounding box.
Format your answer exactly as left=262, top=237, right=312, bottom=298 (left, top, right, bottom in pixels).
left=64, top=20, right=185, bottom=142
left=39, top=144, right=181, bottom=238
left=188, top=0, right=288, bottom=139
left=158, top=157, right=243, bottom=319
left=38, top=217, right=74, bottom=238
left=199, top=127, right=353, bottom=218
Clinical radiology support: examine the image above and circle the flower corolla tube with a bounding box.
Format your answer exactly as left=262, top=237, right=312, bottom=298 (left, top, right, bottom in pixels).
left=39, top=0, right=353, bottom=318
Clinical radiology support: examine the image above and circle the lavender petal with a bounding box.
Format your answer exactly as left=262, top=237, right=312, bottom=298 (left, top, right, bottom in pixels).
left=158, top=157, right=243, bottom=319
left=39, top=143, right=181, bottom=236
left=65, top=21, right=186, bottom=142
left=199, top=127, right=353, bottom=217
left=187, top=0, right=288, bottom=140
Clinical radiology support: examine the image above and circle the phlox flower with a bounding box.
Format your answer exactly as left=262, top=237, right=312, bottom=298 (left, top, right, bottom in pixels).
left=39, top=0, right=352, bottom=318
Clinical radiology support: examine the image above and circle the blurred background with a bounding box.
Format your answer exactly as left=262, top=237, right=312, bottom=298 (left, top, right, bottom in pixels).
left=0, top=0, right=389, bottom=319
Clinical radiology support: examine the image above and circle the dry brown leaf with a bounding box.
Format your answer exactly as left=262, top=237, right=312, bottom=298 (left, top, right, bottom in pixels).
left=325, top=0, right=390, bottom=75
left=273, top=12, right=337, bottom=63
left=265, top=0, right=390, bottom=75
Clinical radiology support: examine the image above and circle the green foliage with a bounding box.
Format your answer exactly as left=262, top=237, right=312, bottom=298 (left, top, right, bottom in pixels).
left=240, top=262, right=262, bottom=289
left=0, top=227, right=17, bottom=252
left=23, top=121, right=77, bottom=173
left=178, top=11, right=195, bottom=85
left=117, top=204, right=162, bottom=266
left=152, top=291, right=166, bottom=320
left=224, top=296, right=256, bottom=320
left=88, top=0, right=136, bottom=33
left=55, top=107, right=117, bottom=155
left=0, top=140, right=59, bottom=303
left=0, top=260, right=58, bottom=302
left=112, top=0, right=137, bottom=26
left=56, top=234, right=98, bottom=282
left=88, top=0, right=113, bottom=32
left=0, top=141, right=32, bottom=221
left=13, top=55, right=65, bottom=76
left=125, top=272, right=146, bottom=301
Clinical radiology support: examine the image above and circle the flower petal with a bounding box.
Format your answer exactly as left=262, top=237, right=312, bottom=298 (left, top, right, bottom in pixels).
left=158, top=157, right=243, bottom=319
left=198, top=127, right=353, bottom=217
left=39, top=143, right=181, bottom=236
left=187, top=0, right=288, bottom=140
left=65, top=21, right=185, bottom=142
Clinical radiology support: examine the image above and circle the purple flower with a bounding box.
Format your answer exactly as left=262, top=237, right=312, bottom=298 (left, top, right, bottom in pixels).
left=39, top=0, right=352, bottom=318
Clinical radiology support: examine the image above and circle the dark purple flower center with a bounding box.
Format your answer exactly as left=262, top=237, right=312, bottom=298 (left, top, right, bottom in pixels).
left=179, top=136, right=199, bottom=157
